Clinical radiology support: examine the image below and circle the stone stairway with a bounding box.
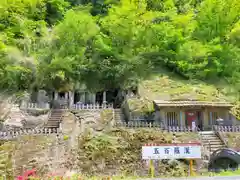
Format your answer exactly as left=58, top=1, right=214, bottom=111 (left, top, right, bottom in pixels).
left=114, top=108, right=125, bottom=122
left=200, top=131, right=227, bottom=154
left=44, top=109, right=65, bottom=128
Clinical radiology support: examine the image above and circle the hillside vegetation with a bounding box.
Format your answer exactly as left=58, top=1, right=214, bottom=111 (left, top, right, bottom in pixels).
left=0, top=129, right=200, bottom=178
left=1, top=0, right=240, bottom=92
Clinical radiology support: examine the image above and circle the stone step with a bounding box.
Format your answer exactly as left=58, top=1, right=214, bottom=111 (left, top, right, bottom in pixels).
left=45, top=124, right=59, bottom=127
left=200, top=131, right=214, bottom=134
left=44, top=125, right=59, bottom=128
left=49, top=116, right=62, bottom=119
left=209, top=143, right=225, bottom=146
left=202, top=141, right=223, bottom=146
left=206, top=145, right=226, bottom=149
left=46, top=119, right=59, bottom=122
left=45, top=122, right=59, bottom=126
left=202, top=138, right=222, bottom=141
left=208, top=146, right=225, bottom=150
left=48, top=116, right=62, bottom=119
left=201, top=136, right=219, bottom=140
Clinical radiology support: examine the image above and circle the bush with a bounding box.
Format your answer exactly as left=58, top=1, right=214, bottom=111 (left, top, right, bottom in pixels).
left=76, top=128, right=193, bottom=177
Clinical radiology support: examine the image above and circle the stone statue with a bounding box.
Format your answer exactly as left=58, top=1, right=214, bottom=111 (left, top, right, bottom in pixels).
left=37, top=90, right=49, bottom=108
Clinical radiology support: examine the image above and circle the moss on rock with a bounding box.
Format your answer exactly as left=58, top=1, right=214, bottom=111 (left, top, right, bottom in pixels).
left=127, top=97, right=154, bottom=114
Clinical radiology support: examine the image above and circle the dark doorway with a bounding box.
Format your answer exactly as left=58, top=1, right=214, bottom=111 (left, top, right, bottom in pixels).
left=52, top=91, right=55, bottom=100
left=74, top=92, right=80, bottom=104
left=107, top=89, right=124, bottom=108
left=106, top=89, right=120, bottom=108
left=96, top=92, right=103, bottom=105
left=59, top=92, right=65, bottom=98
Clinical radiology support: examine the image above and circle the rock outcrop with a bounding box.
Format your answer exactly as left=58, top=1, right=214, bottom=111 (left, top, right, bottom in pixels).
left=2, top=106, right=48, bottom=130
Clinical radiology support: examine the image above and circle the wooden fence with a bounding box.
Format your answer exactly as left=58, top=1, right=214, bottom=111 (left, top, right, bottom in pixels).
left=213, top=125, right=240, bottom=132
left=0, top=128, right=60, bottom=140
left=114, top=121, right=199, bottom=132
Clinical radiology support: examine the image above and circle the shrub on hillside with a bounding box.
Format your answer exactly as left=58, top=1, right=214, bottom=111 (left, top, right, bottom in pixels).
left=76, top=128, right=194, bottom=177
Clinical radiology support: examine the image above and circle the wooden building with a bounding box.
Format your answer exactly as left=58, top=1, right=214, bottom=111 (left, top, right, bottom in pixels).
left=153, top=100, right=235, bottom=130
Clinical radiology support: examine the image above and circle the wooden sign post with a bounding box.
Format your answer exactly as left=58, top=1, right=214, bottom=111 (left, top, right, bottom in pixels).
left=149, top=159, right=155, bottom=177
left=189, top=159, right=194, bottom=176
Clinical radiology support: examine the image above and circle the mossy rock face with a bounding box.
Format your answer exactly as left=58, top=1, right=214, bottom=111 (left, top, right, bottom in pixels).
left=127, top=98, right=154, bottom=114
left=139, top=75, right=229, bottom=102
left=77, top=129, right=200, bottom=177
left=100, top=109, right=113, bottom=124
left=225, top=132, right=240, bottom=150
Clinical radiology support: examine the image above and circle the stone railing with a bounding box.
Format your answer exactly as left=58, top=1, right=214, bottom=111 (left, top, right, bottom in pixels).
left=213, top=125, right=240, bottom=132
left=114, top=121, right=162, bottom=128
left=71, top=103, right=113, bottom=110
left=20, top=103, right=50, bottom=109
left=0, top=128, right=60, bottom=140
left=114, top=121, right=199, bottom=132
left=166, top=126, right=200, bottom=132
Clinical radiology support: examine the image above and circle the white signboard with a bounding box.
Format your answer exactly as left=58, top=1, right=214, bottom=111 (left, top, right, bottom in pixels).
left=142, top=143, right=201, bottom=160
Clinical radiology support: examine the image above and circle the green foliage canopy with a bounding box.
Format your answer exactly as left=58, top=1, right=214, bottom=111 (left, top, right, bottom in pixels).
left=0, top=0, right=240, bottom=94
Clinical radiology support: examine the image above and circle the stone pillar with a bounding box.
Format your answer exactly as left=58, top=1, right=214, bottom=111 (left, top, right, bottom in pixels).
left=54, top=91, right=58, bottom=100
left=69, top=91, right=74, bottom=108
left=160, top=110, right=166, bottom=127
left=65, top=92, right=68, bottom=99
left=209, top=111, right=213, bottom=125
left=203, top=108, right=208, bottom=130
left=103, top=91, right=107, bottom=104
left=224, top=110, right=229, bottom=125
left=179, top=109, right=185, bottom=127
left=127, top=90, right=131, bottom=96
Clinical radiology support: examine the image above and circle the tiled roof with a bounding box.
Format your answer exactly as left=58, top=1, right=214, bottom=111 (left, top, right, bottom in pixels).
left=154, top=100, right=233, bottom=107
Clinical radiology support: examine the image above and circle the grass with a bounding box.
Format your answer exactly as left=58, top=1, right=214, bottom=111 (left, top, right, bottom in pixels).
left=137, top=71, right=240, bottom=118
left=217, top=169, right=240, bottom=176
left=139, top=74, right=230, bottom=102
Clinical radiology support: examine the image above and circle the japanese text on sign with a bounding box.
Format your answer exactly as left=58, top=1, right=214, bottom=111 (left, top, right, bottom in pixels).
left=142, top=143, right=201, bottom=160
